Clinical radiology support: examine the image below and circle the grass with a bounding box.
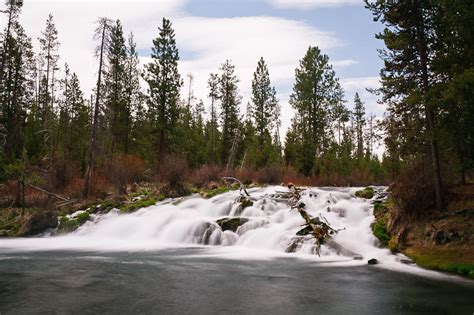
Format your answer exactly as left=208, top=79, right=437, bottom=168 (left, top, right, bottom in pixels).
left=406, top=247, right=474, bottom=279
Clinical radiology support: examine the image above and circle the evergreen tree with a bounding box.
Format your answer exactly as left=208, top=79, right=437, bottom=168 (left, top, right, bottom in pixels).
left=248, top=57, right=280, bottom=167
left=217, top=60, right=242, bottom=167
left=206, top=73, right=220, bottom=164
left=104, top=19, right=128, bottom=153
left=366, top=0, right=445, bottom=210
left=144, top=18, right=182, bottom=159
left=353, top=92, right=365, bottom=159
left=84, top=17, right=112, bottom=197
left=288, top=46, right=343, bottom=175
left=125, top=32, right=143, bottom=155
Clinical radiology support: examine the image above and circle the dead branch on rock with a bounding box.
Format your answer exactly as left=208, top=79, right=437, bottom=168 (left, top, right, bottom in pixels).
left=287, top=183, right=343, bottom=256
left=223, top=176, right=250, bottom=197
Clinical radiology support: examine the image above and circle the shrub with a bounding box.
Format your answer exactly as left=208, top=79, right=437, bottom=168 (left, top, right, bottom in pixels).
left=390, top=159, right=435, bottom=218
left=191, top=164, right=221, bottom=187
left=257, top=165, right=283, bottom=184
left=53, top=157, right=79, bottom=190
left=158, top=156, right=189, bottom=189
left=106, top=154, right=146, bottom=194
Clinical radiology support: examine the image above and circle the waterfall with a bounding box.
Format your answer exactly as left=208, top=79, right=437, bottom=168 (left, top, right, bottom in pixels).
left=0, top=186, right=436, bottom=275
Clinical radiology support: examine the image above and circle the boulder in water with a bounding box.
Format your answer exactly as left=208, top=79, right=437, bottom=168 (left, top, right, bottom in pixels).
left=216, top=217, right=249, bottom=232
left=368, top=258, right=378, bottom=265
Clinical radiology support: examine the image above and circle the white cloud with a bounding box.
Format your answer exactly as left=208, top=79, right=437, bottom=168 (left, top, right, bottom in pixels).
left=5, top=1, right=369, bottom=142
left=15, top=0, right=186, bottom=93
left=268, top=0, right=362, bottom=10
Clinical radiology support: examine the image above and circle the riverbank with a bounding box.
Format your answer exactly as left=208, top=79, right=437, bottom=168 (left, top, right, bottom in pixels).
left=369, top=184, right=474, bottom=279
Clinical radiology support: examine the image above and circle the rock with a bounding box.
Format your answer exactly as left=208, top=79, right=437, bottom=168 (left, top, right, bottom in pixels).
left=355, top=187, right=374, bottom=199
left=400, top=258, right=414, bottom=265
left=18, top=210, right=58, bottom=236
left=216, top=217, right=249, bottom=232
left=353, top=256, right=364, bottom=260
left=207, top=181, right=219, bottom=190
left=368, top=258, right=378, bottom=265
left=239, top=197, right=253, bottom=209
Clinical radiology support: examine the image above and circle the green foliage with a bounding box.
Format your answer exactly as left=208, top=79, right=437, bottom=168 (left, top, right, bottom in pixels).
left=143, top=18, right=182, bottom=158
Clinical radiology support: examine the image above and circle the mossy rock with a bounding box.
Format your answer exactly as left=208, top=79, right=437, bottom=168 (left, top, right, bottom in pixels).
left=120, top=197, right=159, bottom=213
left=216, top=217, right=249, bottom=232
left=201, top=186, right=230, bottom=198
left=355, top=187, right=374, bottom=199
left=58, top=216, right=80, bottom=233
left=240, top=197, right=253, bottom=209
left=372, top=222, right=390, bottom=246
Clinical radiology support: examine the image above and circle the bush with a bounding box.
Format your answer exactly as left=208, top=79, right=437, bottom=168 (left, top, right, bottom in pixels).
left=191, top=164, right=221, bottom=187
left=257, top=165, right=283, bottom=184
left=106, top=154, right=146, bottom=194
left=53, top=157, right=80, bottom=190
left=390, top=159, right=436, bottom=218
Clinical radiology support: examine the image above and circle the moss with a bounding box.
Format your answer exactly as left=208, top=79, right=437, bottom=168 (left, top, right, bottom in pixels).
left=216, top=217, right=249, bottom=232
left=58, top=216, right=80, bottom=233
left=355, top=187, right=374, bottom=199
left=388, top=236, right=399, bottom=252
left=120, top=197, right=158, bottom=213
left=201, top=186, right=230, bottom=198
left=372, top=222, right=390, bottom=246
left=76, top=211, right=90, bottom=225
left=240, top=197, right=253, bottom=209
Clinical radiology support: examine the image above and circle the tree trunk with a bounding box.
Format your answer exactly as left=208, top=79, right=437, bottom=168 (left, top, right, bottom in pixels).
left=415, top=0, right=444, bottom=211
left=84, top=22, right=107, bottom=197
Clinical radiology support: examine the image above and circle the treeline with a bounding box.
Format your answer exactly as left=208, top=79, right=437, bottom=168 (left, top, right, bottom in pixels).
left=1, top=0, right=391, bottom=204
left=366, top=0, right=474, bottom=213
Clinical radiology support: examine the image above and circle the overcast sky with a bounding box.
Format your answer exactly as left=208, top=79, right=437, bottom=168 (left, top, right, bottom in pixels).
left=3, top=0, right=385, bottom=138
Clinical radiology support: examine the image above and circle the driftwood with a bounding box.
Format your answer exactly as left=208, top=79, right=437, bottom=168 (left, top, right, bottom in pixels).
left=222, top=177, right=250, bottom=197
left=26, top=183, right=75, bottom=207
left=221, top=178, right=343, bottom=257
left=287, top=183, right=343, bottom=256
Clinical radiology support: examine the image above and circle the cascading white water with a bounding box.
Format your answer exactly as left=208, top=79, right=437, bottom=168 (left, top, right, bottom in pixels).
left=0, top=186, right=456, bottom=278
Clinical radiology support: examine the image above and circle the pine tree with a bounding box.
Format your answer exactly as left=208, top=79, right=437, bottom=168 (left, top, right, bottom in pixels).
left=217, top=60, right=242, bottom=167
left=0, top=1, right=35, bottom=205
left=104, top=19, right=128, bottom=154
left=353, top=92, right=365, bottom=159
left=84, top=17, right=112, bottom=197
left=288, top=46, right=343, bottom=175
left=366, top=0, right=445, bottom=210
left=248, top=57, right=280, bottom=167
left=144, top=18, right=182, bottom=159
left=125, top=32, right=143, bottom=155
left=206, top=72, right=220, bottom=164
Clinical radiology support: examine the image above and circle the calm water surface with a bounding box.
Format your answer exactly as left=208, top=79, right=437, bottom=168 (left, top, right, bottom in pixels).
left=1, top=249, right=473, bottom=314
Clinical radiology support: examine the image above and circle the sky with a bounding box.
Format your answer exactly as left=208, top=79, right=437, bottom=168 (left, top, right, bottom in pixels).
left=3, top=0, right=386, bottom=140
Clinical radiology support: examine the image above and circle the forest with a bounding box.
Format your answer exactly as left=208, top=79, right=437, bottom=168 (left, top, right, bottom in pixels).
left=0, top=0, right=473, bottom=216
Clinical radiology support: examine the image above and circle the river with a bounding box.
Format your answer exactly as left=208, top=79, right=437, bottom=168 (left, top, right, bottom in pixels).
left=0, top=186, right=473, bottom=313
